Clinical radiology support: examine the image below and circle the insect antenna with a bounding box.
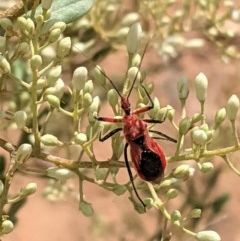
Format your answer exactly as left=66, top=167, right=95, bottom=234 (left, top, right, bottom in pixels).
left=126, top=41, right=150, bottom=100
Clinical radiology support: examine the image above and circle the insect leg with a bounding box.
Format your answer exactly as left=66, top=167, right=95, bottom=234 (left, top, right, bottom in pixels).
left=99, top=127, right=123, bottom=142
left=124, top=143, right=146, bottom=210
left=132, top=83, right=154, bottom=115
left=149, top=130, right=177, bottom=143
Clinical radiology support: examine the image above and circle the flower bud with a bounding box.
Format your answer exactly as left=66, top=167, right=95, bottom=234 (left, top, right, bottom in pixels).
left=0, top=18, right=12, bottom=30
left=149, top=97, right=160, bottom=119
left=92, top=66, right=106, bottom=86
left=190, top=208, right=202, bottom=218
left=214, top=108, right=226, bottom=127
left=177, top=76, right=189, bottom=100
left=83, top=80, right=93, bottom=94
left=0, top=180, right=4, bottom=196
left=45, top=94, right=60, bottom=108
left=200, top=162, right=214, bottom=173
left=79, top=200, right=94, bottom=217
left=14, top=110, right=27, bottom=128
left=89, top=96, right=100, bottom=122
left=1, top=220, right=14, bottom=234
left=20, top=182, right=37, bottom=196
left=159, top=178, right=177, bottom=191
left=226, top=94, right=239, bottom=121
left=50, top=21, right=66, bottom=32
left=107, top=89, right=119, bottom=109
left=121, top=12, right=140, bottom=26
left=75, top=133, right=87, bottom=145
left=16, top=17, right=27, bottom=30
left=192, top=129, right=208, bottom=145
left=72, top=67, right=88, bottom=90
left=36, top=77, right=47, bottom=90
left=172, top=164, right=191, bottom=179
left=16, top=42, right=30, bottom=57
left=49, top=28, right=62, bottom=43
left=0, top=55, right=11, bottom=74
left=40, top=134, right=63, bottom=146
left=171, top=210, right=182, bottom=221
left=15, top=144, right=32, bottom=164
left=47, top=167, right=73, bottom=181
left=196, top=230, right=221, bottom=241
left=127, top=66, right=141, bottom=82
left=195, top=73, right=208, bottom=102
left=131, top=53, right=141, bottom=67
left=47, top=66, right=62, bottom=86
left=57, top=37, right=71, bottom=58
left=112, top=185, right=127, bottom=195
left=95, top=168, right=108, bottom=181
left=83, top=92, right=92, bottom=107
left=26, top=18, right=35, bottom=35
left=30, top=55, right=42, bottom=69
left=167, top=188, right=178, bottom=199
left=127, top=22, right=142, bottom=54
left=179, top=117, right=191, bottom=135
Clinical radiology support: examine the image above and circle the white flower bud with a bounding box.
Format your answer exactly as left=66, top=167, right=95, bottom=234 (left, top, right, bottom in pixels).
left=167, top=188, right=178, bottom=199
left=1, top=220, right=14, bottom=234
left=121, top=12, right=140, bottom=26
left=214, top=108, right=226, bottom=127
left=177, top=76, right=189, bottom=100
left=20, top=182, right=37, bottom=196
left=200, top=162, right=214, bottom=173
left=171, top=210, right=182, bottom=221
left=57, top=37, right=71, bottom=58
left=0, top=55, right=11, bottom=74
left=192, top=129, right=208, bottom=145
left=47, top=66, right=62, bottom=86
left=172, top=164, right=191, bottom=179
left=26, top=18, right=35, bottom=35
left=83, top=93, right=92, bottom=107
left=15, top=144, right=32, bottom=164
left=226, top=94, right=239, bottom=121
left=16, top=42, right=30, bottom=57
left=107, top=89, right=119, bottom=109
left=0, top=180, right=4, bottom=196
left=127, top=22, right=142, bottom=54
left=179, top=117, right=191, bottom=135
left=30, top=55, right=42, bottom=69
left=75, top=133, right=87, bottom=145
left=83, top=80, right=93, bottom=94
left=127, top=66, right=141, bottom=82
left=194, top=73, right=208, bottom=102
left=72, top=67, right=88, bottom=90
left=47, top=167, right=73, bottom=181
left=40, top=134, right=63, bottom=146
left=196, top=230, right=221, bottom=241
left=0, top=18, right=12, bottom=30
left=45, top=94, right=60, bottom=109
left=92, top=66, right=106, bottom=86
left=49, top=28, right=62, bottom=43
left=190, top=208, right=202, bottom=218
left=14, top=110, right=27, bottom=128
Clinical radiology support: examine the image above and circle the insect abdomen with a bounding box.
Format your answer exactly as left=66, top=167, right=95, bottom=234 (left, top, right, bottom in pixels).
left=139, top=149, right=164, bottom=182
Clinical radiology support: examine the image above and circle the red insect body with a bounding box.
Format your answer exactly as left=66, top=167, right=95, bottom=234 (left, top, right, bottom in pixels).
left=123, top=113, right=166, bottom=183
left=95, top=45, right=176, bottom=210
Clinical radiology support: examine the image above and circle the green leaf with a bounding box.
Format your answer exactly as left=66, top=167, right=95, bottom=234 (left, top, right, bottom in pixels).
left=49, top=0, right=94, bottom=24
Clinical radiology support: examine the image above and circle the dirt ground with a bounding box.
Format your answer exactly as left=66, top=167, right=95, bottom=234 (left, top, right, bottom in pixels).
left=2, top=1, right=240, bottom=241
